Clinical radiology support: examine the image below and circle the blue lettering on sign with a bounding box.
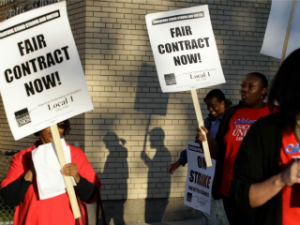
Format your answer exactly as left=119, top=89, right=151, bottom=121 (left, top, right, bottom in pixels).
left=233, top=118, right=256, bottom=125
left=285, top=143, right=300, bottom=154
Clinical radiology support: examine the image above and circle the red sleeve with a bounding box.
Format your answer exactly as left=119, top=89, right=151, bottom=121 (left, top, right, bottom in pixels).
left=70, top=146, right=101, bottom=190
left=1, top=149, right=31, bottom=189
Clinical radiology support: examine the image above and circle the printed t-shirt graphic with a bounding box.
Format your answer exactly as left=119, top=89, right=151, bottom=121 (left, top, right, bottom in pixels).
left=281, top=130, right=300, bottom=225
left=220, top=106, right=272, bottom=197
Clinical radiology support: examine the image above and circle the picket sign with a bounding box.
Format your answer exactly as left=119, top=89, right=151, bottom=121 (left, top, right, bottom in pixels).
left=281, top=0, right=296, bottom=63
left=184, top=141, right=216, bottom=213
left=145, top=5, right=226, bottom=168
left=260, top=0, right=300, bottom=60
left=50, top=124, right=81, bottom=219
left=190, top=89, right=212, bottom=167
left=0, top=1, right=95, bottom=218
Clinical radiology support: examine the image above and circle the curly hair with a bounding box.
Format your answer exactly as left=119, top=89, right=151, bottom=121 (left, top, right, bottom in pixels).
left=34, top=120, right=71, bottom=137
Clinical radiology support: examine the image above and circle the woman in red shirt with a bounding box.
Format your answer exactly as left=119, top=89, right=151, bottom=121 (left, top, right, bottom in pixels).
left=230, top=48, right=300, bottom=225
left=1, top=120, right=101, bottom=225
left=198, top=72, right=274, bottom=225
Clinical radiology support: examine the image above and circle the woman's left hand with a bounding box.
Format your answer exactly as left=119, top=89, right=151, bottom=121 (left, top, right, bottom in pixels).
left=61, top=163, right=80, bottom=184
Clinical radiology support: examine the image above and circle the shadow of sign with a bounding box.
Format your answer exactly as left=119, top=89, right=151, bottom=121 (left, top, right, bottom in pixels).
left=134, top=62, right=169, bottom=152
left=134, top=62, right=171, bottom=222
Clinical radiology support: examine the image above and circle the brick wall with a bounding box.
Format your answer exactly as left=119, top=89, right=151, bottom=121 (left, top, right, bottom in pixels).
left=82, top=0, right=279, bottom=202
left=0, top=0, right=280, bottom=223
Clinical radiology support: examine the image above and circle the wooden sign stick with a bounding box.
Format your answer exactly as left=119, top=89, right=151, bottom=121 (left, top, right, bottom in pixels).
left=281, top=0, right=296, bottom=63
left=142, top=114, right=151, bottom=158
left=191, top=89, right=212, bottom=167
left=50, top=124, right=81, bottom=219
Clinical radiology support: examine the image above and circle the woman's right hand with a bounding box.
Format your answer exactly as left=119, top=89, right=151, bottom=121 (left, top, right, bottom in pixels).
left=279, top=161, right=300, bottom=187
left=196, top=126, right=208, bottom=143
left=249, top=160, right=300, bottom=208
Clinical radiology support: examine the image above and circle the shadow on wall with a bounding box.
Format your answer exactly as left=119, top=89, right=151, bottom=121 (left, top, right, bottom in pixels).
left=134, top=62, right=169, bottom=116
left=134, top=63, right=171, bottom=222
left=101, top=131, right=128, bottom=225
left=141, top=127, right=171, bottom=223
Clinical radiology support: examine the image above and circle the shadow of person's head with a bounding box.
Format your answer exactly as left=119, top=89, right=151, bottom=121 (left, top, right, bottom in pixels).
left=103, top=131, right=126, bottom=151
left=148, top=127, right=165, bottom=149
